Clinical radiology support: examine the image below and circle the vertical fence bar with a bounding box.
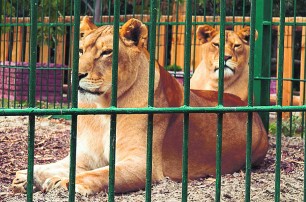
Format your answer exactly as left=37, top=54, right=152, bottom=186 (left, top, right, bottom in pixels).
left=68, top=115, right=77, bottom=201
left=155, top=1, right=160, bottom=62
left=38, top=7, right=44, bottom=109
left=165, top=0, right=171, bottom=67
left=215, top=0, right=226, bottom=201
left=301, top=24, right=306, bottom=137
left=192, top=0, right=197, bottom=72
left=172, top=1, right=178, bottom=69
left=94, top=0, right=101, bottom=24
left=245, top=0, right=256, bottom=201
left=53, top=0, right=59, bottom=108
left=275, top=0, right=285, bottom=201
left=27, top=0, right=38, bottom=201
left=108, top=0, right=120, bottom=201
left=203, top=0, right=207, bottom=20
left=7, top=14, right=11, bottom=108
left=288, top=0, right=297, bottom=135
left=242, top=0, right=246, bottom=24
left=145, top=0, right=157, bottom=201
left=13, top=9, right=19, bottom=108
left=68, top=0, right=74, bottom=108
left=254, top=0, right=272, bottom=130
left=213, top=0, right=216, bottom=23
left=124, top=0, right=127, bottom=21
left=181, top=0, right=192, bottom=201
left=68, top=0, right=81, bottom=201
left=215, top=113, right=223, bottom=202
left=232, top=0, right=236, bottom=29
left=46, top=4, right=52, bottom=108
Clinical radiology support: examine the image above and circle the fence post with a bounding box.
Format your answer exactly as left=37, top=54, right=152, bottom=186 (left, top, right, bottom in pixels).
left=254, top=0, right=272, bottom=131
left=278, top=24, right=293, bottom=117
left=170, top=1, right=185, bottom=70
left=300, top=25, right=306, bottom=105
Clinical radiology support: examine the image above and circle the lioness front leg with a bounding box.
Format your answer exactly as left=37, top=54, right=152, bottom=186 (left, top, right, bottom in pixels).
left=56, top=159, right=150, bottom=196
left=11, top=158, right=70, bottom=193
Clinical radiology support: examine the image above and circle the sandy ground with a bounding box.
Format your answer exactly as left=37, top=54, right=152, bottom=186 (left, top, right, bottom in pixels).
left=0, top=115, right=304, bottom=201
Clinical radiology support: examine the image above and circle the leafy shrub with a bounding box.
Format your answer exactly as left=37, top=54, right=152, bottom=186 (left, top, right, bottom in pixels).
left=165, top=64, right=182, bottom=71
left=269, top=115, right=303, bottom=137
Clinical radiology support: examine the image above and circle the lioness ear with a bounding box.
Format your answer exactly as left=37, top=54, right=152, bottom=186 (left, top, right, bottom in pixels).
left=80, top=16, right=97, bottom=36
left=120, top=18, right=148, bottom=48
left=196, top=25, right=218, bottom=44
left=237, top=26, right=258, bottom=44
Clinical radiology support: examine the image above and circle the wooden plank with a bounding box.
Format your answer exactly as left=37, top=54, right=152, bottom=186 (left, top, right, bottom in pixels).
left=170, top=3, right=185, bottom=69
left=55, top=34, right=65, bottom=65
left=170, top=17, right=185, bottom=70
left=69, top=26, right=74, bottom=68
left=282, top=26, right=293, bottom=108
left=233, top=15, right=244, bottom=32
left=24, top=27, right=30, bottom=63
left=0, top=33, right=10, bottom=61
left=0, top=32, right=4, bottom=61
left=55, top=17, right=66, bottom=65
left=39, top=44, right=49, bottom=64
left=0, top=32, right=8, bottom=62
left=191, top=16, right=205, bottom=71
left=276, top=25, right=293, bottom=117
left=11, top=27, right=23, bottom=62
left=156, top=17, right=167, bottom=67
left=270, top=94, right=300, bottom=106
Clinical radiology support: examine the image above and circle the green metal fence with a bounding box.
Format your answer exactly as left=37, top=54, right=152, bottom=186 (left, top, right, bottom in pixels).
left=1, top=0, right=306, bottom=201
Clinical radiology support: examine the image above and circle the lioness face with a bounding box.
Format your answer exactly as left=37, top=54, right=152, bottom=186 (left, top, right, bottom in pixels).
left=78, top=19, right=148, bottom=105
left=197, top=25, right=257, bottom=80
left=78, top=29, right=114, bottom=103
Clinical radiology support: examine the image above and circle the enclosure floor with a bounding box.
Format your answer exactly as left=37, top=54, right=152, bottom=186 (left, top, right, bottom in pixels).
left=0, top=116, right=304, bottom=202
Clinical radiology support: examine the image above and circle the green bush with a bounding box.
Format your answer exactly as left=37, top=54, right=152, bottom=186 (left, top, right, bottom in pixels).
left=269, top=115, right=303, bottom=137
left=165, top=64, right=182, bottom=71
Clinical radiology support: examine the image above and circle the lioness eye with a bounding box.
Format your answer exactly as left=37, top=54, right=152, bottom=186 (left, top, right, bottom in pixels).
left=79, top=49, right=83, bottom=55
left=234, top=44, right=241, bottom=48
left=100, top=49, right=113, bottom=57
left=212, top=42, right=219, bottom=47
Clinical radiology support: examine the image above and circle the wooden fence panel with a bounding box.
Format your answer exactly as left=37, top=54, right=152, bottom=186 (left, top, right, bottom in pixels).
left=1, top=16, right=306, bottom=107
left=24, top=27, right=30, bottom=63
left=11, top=27, right=23, bottom=62
left=277, top=26, right=293, bottom=108
left=0, top=32, right=9, bottom=61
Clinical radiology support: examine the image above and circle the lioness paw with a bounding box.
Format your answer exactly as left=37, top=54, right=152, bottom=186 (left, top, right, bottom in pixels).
left=42, top=177, right=68, bottom=193
left=75, top=184, right=95, bottom=196
left=11, top=170, right=27, bottom=194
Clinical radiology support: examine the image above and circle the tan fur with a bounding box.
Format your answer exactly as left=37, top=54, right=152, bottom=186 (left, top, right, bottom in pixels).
left=80, top=16, right=97, bottom=36
left=11, top=19, right=268, bottom=196
left=190, top=25, right=258, bottom=102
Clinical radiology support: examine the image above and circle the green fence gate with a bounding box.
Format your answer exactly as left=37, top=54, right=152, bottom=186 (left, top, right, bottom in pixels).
left=1, top=0, right=306, bottom=201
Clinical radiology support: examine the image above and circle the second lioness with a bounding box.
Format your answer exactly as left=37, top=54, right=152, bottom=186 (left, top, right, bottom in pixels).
left=190, top=25, right=257, bottom=102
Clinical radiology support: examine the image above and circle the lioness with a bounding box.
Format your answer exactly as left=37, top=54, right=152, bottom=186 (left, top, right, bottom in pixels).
left=11, top=19, right=268, bottom=196
left=190, top=25, right=258, bottom=102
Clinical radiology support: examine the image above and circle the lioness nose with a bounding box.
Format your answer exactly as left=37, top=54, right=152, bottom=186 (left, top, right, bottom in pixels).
left=224, top=55, right=232, bottom=61
left=78, top=73, right=88, bottom=82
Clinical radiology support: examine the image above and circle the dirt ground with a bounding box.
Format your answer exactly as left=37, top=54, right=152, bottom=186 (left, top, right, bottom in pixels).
left=0, top=115, right=304, bottom=202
